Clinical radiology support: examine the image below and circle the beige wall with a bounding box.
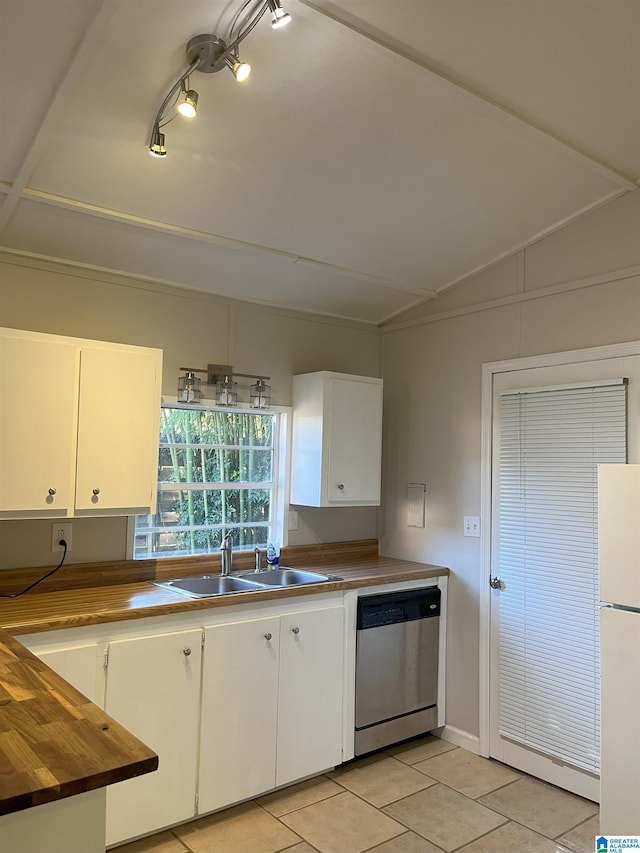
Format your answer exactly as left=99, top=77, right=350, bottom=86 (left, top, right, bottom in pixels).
left=0, top=256, right=381, bottom=570
left=380, top=190, right=640, bottom=741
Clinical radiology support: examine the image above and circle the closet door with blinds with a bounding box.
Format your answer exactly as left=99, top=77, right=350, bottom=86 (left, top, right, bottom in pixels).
left=493, top=380, right=627, bottom=793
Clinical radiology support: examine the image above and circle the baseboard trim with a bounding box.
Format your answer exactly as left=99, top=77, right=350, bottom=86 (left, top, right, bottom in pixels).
left=437, top=725, right=481, bottom=755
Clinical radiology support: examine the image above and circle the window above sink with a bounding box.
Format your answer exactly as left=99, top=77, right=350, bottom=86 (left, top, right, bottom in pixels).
left=133, top=403, right=288, bottom=560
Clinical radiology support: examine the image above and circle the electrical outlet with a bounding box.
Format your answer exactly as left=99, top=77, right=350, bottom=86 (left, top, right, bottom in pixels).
left=288, top=510, right=299, bottom=531
left=464, top=516, right=480, bottom=537
left=52, top=522, right=72, bottom=552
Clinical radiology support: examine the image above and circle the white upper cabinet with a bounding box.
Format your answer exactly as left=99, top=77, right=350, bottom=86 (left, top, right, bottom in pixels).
left=74, top=346, right=160, bottom=513
left=0, top=328, right=162, bottom=518
left=291, top=371, right=383, bottom=506
left=0, top=333, right=77, bottom=514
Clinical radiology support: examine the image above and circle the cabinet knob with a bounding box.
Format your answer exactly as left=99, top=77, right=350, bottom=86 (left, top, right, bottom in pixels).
left=48, top=488, right=57, bottom=496
left=264, top=632, right=272, bottom=641
left=183, top=648, right=191, bottom=656
left=92, top=488, right=101, bottom=496
left=291, top=626, right=300, bottom=635
left=337, top=483, right=345, bottom=491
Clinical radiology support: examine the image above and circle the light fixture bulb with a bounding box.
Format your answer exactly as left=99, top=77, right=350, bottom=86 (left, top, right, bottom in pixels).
left=250, top=379, right=271, bottom=409
left=178, top=371, right=203, bottom=403
left=271, top=8, right=291, bottom=28
left=216, top=375, right=238, bottom=407
left=226, top=57, right=251, bottom=82
left=268, top=0, right=291, bottom=28
left=178, top=89, right=199, bottom=118
left=149, top=128, right=167, bottom=158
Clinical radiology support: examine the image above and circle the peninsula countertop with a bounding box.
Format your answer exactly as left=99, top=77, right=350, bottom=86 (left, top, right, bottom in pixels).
left=0, top=630, right=158, bottom=816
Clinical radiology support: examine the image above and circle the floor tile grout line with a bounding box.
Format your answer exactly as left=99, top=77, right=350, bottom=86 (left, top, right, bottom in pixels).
left=552, top=810, right=600, bottom=841
left=360, top=828, right=449, bottom=853
left=168, top=826, right=196, bottom=853
left=255, top=778, right=348, bottom=819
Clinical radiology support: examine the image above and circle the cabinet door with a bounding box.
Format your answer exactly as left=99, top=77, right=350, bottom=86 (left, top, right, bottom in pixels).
left=0, top=333, right=77, bottom=514
left=326, top=378, right=382, bottom=504
left=199, top=617, right=280, bottom=814
left=75, top=346, right=160, bottom=513
left=277, top=605, right=344, bottom=786
left=104, top=630, right=201, bottom=846
left=32, top=644, right=99, bottom=704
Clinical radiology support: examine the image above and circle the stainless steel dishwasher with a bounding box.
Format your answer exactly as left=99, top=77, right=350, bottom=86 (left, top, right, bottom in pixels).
left=354, top=586, right=440, bottom=756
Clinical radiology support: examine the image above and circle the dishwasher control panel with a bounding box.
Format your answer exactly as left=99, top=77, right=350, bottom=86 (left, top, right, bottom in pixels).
left=357, top=587, right=440, bottom=629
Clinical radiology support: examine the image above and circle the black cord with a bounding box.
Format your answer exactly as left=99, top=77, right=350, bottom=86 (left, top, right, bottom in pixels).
left=0, top=540, right=68, bottom=598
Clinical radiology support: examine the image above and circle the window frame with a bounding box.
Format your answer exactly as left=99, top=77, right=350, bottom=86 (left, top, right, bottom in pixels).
left=128, top=398, right=291, bottom=560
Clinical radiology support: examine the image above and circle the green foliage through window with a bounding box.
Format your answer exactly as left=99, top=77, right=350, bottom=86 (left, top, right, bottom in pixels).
left=134, top=406, right=278, bottom=559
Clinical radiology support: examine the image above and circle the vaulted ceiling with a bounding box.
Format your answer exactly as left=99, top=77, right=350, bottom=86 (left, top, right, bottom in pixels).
left=1, top=0, right=638, bottom=324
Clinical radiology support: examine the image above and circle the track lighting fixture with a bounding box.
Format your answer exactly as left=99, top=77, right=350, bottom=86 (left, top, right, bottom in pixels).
left=177, top=365, right=271, bottom=409
left=148, top=0, right=292, bottom=157
left=149, top=126, right=167, bottom=158
left=177, top=86, right=199, bottom=118
left=268, top=0, right=292, bottom=29
left=226, top=57, right=251, bottom=82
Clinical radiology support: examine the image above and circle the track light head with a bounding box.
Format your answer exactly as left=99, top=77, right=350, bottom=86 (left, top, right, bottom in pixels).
left=226, top=57, right=251, bottom=82
left=149, top=127, right=167, bottom=157
left=268, top=0, right=291, bottom=28
left=178, top=88, right=199, bottom=118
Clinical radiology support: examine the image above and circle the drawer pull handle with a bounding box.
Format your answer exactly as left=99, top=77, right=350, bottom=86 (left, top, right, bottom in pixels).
left=183, top=648, right=191, bottom=656
left=264, top=633, right=272, bottom=641
left=291, top=626, right=300, bottom=635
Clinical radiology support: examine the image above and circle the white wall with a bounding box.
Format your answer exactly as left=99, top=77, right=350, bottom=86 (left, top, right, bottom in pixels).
left=380, top=190, right=640, bottom=741
left=0, top=255, right=381, bottom=569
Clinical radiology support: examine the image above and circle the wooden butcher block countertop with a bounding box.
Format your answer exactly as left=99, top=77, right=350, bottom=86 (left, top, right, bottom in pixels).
left=0, top=541, right=449, bottom=636
left=0, top=630, right=158, bottom=816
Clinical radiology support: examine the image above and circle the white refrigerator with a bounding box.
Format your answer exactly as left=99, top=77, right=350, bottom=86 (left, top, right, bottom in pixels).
left=598, top=463, right=640, bottom=835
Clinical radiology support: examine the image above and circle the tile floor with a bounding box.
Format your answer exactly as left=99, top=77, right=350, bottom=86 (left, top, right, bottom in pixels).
left=117, top=736, right=599, bottom=853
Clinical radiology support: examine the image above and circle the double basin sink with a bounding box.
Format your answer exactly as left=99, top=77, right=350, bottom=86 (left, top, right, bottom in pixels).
left=153, top=568, right=341, bottom=599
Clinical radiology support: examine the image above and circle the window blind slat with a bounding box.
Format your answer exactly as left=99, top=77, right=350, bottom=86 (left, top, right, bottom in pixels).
left=497, top=381, right=626, bottom=774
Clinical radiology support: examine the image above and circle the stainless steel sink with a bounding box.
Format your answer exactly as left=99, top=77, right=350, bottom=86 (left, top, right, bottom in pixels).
left=237, top=568, right=340, bottom=587
left=153, top=567, right=341, bottom=598
left=153, top=574, right=264, bottom=597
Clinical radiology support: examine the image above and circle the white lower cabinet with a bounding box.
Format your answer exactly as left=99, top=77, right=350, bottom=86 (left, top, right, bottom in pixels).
left=276, top=605, right=344, bottom=786
left=199, top=615, right=280, bottom=813
left=198, top=603, right=345, bottom=813
left=104, top=629, right=203, bottom=846
left=21, top=593, right=346, bottom=845
left=25, top=642, right=99, bottom=704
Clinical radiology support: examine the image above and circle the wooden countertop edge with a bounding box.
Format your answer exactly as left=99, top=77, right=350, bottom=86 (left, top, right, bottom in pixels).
left=0, top=632, right=158, bottom=816
left=1, top=565, right=450, bottom=635
left=0, top=755, right=159, bottom=817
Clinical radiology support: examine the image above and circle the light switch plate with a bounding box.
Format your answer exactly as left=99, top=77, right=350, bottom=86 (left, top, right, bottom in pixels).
left=288, top=510, right=299, bottom=531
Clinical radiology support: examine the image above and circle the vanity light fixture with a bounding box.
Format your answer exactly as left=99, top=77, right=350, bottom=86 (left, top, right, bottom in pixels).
left=250, top=378, right=271, bottom=409
left=177, top=370, right=203, bottom=404
left=148, top=0, right=292, bottom=157
left=177, top=365, right=271, bottom=409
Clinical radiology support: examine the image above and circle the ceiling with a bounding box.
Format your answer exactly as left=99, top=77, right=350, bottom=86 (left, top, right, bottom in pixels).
left=1, top=0, right=638, bottom=325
